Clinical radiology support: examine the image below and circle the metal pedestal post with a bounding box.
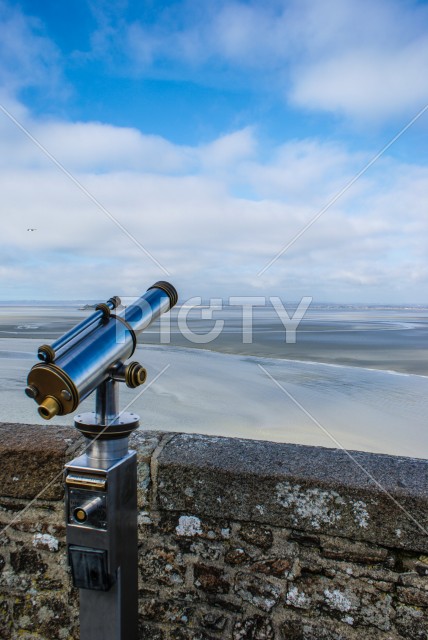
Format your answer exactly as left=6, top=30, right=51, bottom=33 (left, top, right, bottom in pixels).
left=65, top=381, right=139, bottom=640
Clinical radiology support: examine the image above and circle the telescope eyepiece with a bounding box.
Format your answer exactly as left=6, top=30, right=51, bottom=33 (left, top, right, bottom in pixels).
left=38, top=396, right=61, bottom=420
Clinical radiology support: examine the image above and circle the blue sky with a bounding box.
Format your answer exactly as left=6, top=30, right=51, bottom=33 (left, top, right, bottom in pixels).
left=1, top=0, right=428, bottom=302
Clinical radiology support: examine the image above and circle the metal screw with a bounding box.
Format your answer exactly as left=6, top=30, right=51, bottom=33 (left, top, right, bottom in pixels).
left=25, top=385, right=39, bottom=399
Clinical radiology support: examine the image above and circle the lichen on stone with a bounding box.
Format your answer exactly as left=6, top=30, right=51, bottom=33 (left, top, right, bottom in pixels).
left=352, top=500, right=369, bottom=528
left=275, top=482, right=345, bottom=529
left=286, top=586, right=311, bottom=609
left=32, top=533, right=59, bottom=552
left=175, top=515, right=202, bottom=537
left=324, top=588, right=353, bottom=612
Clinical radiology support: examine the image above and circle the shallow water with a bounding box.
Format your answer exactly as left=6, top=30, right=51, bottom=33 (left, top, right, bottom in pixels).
left=0, top=303, right=427, bottom=459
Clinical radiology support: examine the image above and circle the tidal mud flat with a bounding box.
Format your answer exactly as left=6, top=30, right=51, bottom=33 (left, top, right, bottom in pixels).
left=0, top=303, right=427, bottom=458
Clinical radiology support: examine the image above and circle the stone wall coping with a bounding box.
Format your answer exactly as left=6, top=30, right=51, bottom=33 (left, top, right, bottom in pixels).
left=159, top=433, right=428, bottom=496
left=157, top=433, right=428, bottom=553
left=1, top=424, right=427, bottom=552
left=0, top=422, right=81, bottom=500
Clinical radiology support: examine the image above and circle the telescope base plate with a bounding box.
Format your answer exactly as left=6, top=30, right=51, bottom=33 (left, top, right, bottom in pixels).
left=74, top=411, right=140, bottom=440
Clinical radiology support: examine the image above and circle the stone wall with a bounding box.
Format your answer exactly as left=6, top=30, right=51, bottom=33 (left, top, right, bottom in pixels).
left=0, top=423, right=428, bottom=639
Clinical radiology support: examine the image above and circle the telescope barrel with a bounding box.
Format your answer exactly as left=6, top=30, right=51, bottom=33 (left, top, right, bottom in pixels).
left=26, top=281, right=177, bottom=420
left=38, top=296, right=121, bottom=363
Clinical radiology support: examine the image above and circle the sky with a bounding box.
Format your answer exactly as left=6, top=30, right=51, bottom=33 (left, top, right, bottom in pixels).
left=0, top=0, right=428, bottom=303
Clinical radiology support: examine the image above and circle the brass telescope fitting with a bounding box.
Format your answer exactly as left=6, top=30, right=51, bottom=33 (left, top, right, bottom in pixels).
left=126, top=362, right=147, bottom=388
left=26, top=362, right=79, bottom=418
left=38, top=396, right=61, bottom=420
left=111, top=361, right=147, bottom=388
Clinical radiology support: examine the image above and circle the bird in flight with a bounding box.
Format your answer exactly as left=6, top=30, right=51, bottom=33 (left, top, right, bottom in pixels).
left=27, top=228, right=37, bottom=231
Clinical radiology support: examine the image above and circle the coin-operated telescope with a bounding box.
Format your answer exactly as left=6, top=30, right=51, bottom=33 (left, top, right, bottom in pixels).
left=25, top=281, right=178, bottom=640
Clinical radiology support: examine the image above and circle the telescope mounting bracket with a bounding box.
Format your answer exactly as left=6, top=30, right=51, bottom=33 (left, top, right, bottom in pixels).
left=73, top=360, right=145, bottom=441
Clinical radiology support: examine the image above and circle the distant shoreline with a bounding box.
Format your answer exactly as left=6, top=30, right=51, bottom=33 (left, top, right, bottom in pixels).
left=1, top=304, right=427, bottom=376
left=1, top=335, right=427, bottom=378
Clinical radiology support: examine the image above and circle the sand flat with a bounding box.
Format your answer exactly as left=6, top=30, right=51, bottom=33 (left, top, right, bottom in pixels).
left=2, top=338, right=427, bottom=459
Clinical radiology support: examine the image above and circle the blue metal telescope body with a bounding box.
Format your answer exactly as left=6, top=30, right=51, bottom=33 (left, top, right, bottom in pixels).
left=25, top=281, right=178, bottom=420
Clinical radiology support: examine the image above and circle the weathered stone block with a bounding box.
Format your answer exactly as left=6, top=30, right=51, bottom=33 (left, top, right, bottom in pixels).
left=397, top=585, right=428, bottom=607
left=233, top=614, right=275, bottom=639
left=296, top=545, right=325, bottom=573
left=138, top=621, right=166, bottom=639
left=200, top=610, right=229, bottom=631
left=0, top=423, right=81, bottom=500
left=320, top=536, right=389, bottom=564
left=288, top=530, right=321, bottom=547
left=323, top=560, right=398, bottom=585
left=10, top=547, right=47, bottom=574
left=284, top=573, right=394, bottom=632
left=251, top=557, right=297, bottom=580
left=140, top=546, right=186, bottom=587
left=225, top=548, right=252, bottom=565
left=234, top=572, right=282, bottom=612
left=280, top=615, right=400, bottom=639
left=239, top=524, right=274, bottom=550
left=203, top=594, right=243, bottom=614
left=140, top=598, right=194, bottom=625
left=131, top=430, right=164, bottom=509
left=416, top=561, right=428, bottom=576
left=280, top=615, right=359, bottom=640
left=189, top=540, right=223, bottom=562
left=398, top=571, right=428, bottom=590
left=157, top=434, right=428, bottom=552
left=194, top=564, right=230, bottom=594
left=395, top=604, right=428, bottom=640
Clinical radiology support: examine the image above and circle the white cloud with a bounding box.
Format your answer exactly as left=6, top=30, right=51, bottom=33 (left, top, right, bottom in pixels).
left=289, top=28, right=428, bottom=118
left=88, top=0, right=428, bottom=120
left=32, top=121, right=194, bottom=174
left=0, top=0, right=426, bottom=301
left=1, top=103, right=427, bottom=302
left=240, top=139, right=362, bottom=202
left=0, top=0, right=64, bottom=97
left=3, top=0, right=428, bottom=124
left=0, top=110, right=257, bottom=176
left=198, top=127, right=256, bottom=173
